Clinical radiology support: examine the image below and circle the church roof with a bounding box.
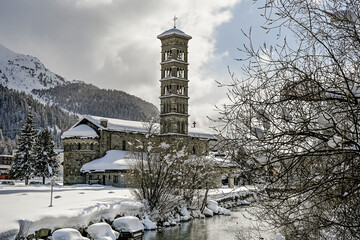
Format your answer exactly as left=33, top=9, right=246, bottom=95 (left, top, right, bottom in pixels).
left=62, top=115, right=217, bottom=140
left=157, top=27, right=192, bottom=39
left=61, top=124, right=99, bottom=139
left=80, top=150, right=133, bottom=173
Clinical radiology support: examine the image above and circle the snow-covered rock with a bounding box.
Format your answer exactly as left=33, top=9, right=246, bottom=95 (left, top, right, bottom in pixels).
left=218, top=207, right=231, bottom=216
left=191, top=209, right=205, bottom=218
left=179, top=205, right=191, bottom=221
left=274, top=233, right=285, bottom=240
left=86, top=222, right=119, bottom=240
left=52, top=228, right=89, bottom=240
left=141, top=215, right=157, bottom=230
left=112, top=216, right=144, bottom=233
left=239, top=200, right=251, bottom=206
left=207, top=200, right=219, bottom=214
left=162, top=222, right=170, bottom=227
left=203, top=207, right=214, bottom=217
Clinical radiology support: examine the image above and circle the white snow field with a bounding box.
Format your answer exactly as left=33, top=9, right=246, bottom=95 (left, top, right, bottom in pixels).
left=0, top=181, right=258, bottom=239
left=0, top=182, right=139, bottom=239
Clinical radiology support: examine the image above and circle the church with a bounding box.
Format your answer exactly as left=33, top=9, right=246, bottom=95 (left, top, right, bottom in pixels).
left=62, top=23, right=218, bottom=187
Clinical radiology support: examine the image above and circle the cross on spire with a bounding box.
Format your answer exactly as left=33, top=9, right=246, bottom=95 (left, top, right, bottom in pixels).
left=192, top=121, right=197, bottom=128
left=173, top=15, right=178, bottom=28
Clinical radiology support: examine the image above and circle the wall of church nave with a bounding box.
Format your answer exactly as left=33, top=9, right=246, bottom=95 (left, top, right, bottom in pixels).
left=99, top=131, right=161, bottom=156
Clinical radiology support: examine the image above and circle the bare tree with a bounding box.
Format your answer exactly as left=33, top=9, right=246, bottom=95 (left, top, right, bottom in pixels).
left=217, top=0, right=360, bottom=239
left=180, top=155, right=218, bottom=211
left=129, top=118, right=219, bottom=221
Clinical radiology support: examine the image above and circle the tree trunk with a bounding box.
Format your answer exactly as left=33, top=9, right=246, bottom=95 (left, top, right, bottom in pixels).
left=200, top=183, right=209, bottom=212
left=42, top=176, right=45, bottom=184
left=25, top=176, right=28, bottom=185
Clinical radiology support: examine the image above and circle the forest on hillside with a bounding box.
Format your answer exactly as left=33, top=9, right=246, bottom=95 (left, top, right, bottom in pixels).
left=0, top=85, right=78, bottom=154
left=32, top=81, right=159, bottom=121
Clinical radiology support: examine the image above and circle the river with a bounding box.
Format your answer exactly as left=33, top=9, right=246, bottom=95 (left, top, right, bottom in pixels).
left=143, top=206, right=276, bottom=240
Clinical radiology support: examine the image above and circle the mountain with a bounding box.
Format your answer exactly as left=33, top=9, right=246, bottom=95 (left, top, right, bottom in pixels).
left=32, top=81, right=159, bottom=121
left=0, top=43, right=66, bottom=93
left=0, top=43, right=159, bottom=153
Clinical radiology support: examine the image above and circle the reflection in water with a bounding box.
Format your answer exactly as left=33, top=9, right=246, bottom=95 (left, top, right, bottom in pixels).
left=143, top=207, right=275, bottom=240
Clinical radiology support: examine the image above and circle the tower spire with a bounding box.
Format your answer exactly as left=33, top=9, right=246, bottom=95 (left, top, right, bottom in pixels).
left=173, top=15, right=178, bottom=28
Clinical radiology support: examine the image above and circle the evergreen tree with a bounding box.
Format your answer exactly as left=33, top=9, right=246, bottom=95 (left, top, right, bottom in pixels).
left=34, top=128, right=59, bottom=184
left=10, top=111, right=38, bottom=185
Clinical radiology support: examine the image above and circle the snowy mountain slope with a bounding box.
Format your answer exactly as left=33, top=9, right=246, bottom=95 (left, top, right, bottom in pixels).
left=0, top=42, right=158, bottom=152
left=0, top=43, right=66, bottom=93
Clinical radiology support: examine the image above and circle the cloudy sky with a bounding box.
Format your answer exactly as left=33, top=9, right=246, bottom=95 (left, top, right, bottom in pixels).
left=0, top=0, right=270, bottom=129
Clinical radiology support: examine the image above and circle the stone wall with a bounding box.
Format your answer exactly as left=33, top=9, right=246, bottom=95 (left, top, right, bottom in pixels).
left=63, top=127, right=213, bottom=186
left=63, top=138, right=100, bottom=185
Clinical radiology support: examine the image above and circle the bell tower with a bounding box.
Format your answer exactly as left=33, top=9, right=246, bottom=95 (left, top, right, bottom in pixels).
left=158, top=19, right=192, bottom=135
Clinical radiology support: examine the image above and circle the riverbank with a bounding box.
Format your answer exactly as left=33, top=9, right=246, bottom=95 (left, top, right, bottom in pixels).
left=0, top=181, right=257, bottom=239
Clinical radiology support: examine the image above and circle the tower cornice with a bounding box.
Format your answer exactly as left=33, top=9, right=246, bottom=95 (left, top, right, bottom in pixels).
left=159, top=77, right=189, bottom=82
left=159, top=95, right=189, bottom=99
left=160, top=59, right=189, bottom=65
left=160, top=113, right=190, bottom=117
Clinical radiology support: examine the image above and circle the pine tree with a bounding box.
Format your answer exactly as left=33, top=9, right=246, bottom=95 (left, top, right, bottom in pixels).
left=10, top=111, right=38, bottom=185
left=34, top=128, right=59, bottom=184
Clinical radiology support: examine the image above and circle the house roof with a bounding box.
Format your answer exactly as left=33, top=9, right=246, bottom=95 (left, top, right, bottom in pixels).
left=80, top=150, right=133, bottom=173
left=62, top=115, right=217, bottom=140
left=62, top=124, right=99, bottom=139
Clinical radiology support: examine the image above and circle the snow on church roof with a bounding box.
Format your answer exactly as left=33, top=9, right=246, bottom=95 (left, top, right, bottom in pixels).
left=81, top=150, right=133, bottom=173
left=157, top=27, right=192, bottom=39
left=62, top=115, right=216, bottom=140
left=61, top=124, right=99, bottom=139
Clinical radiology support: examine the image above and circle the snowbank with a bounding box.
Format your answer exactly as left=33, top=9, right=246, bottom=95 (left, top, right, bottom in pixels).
left=0, top=184, right=136, bottom=239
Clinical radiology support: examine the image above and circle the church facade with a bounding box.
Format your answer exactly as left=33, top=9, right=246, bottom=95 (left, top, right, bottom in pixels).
left=62, top=25, right=217, bottom=187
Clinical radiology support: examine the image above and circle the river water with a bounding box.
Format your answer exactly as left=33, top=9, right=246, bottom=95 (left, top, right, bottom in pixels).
left=143, top=206, right=276, bottom=240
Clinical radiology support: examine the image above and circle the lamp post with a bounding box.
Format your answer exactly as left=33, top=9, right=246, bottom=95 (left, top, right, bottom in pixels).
left=49, top=178, right=55, bottom=207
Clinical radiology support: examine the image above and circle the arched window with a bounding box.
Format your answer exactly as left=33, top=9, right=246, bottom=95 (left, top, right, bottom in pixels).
left=78, top=143, right=81, bottom=150
left=192, top=146, right=196, bottom=154
left=90, top=143, right=94, bottom=150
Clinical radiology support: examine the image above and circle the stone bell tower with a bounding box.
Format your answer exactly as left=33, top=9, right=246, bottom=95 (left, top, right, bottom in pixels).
left=158, top=18, right=192, bottom=135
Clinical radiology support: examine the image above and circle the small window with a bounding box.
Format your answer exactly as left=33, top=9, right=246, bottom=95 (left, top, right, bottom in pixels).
left=90, top=143, right=94, bottom=150
left=78, top=143, right=81, bottom=150
left=122, top=140, right=126, bottom=150
left=192, top=146, right=196, bottom=154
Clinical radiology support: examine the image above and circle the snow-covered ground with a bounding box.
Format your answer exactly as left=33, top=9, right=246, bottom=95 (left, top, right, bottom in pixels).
left=0, top=181, right=138, bottom=239
left=0, top=180, right=258, bottom=239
